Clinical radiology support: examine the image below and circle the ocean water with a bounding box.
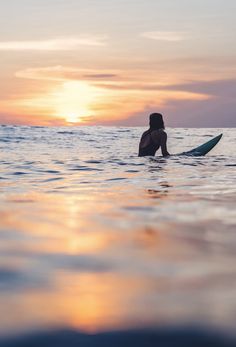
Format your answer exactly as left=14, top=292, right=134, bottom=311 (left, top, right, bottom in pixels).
left=0, top=125, right=236, bottom=346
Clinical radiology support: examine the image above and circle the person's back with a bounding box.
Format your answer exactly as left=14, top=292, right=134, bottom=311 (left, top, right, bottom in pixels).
left=138, top=113, right=170, bottom=157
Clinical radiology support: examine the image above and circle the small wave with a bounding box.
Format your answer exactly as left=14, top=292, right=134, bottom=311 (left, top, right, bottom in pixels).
left=0, top=136, right=26, bottom=142
left=106, top=177, right=127, bottom=181
left=11, top=172, right=28, bottom=176
left=117, top=129, right=131, bottom=132
left=0, top=125, right=16, bottom=129
left=57, top=131, right=75, bottom=135
left=53, top=161, right=65, bottom=165
left=125, top=170, right=139, bottom=173
left=42, top=177, right=64, bottom=182
left=13, top=136, right=26, bottom=140
left=45, top=170, right=61, bottom=174
left=109, top=160, right=128, bottom=166
left=85, top=160, right=103, bottom=164
left=0, top=267, right=22, bottom=285
left=0, top=138, right=11, bottom=143
left=130, top=163, right=145, bottom=166
left=69, top=166, right=103, bottom=171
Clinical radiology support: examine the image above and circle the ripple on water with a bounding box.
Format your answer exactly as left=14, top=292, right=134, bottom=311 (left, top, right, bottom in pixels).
left=57, top=131, right=75, bottom=135
left=0, top=138, right=11, bottom=143
left=11, top=172, right=28, bottom=176
left=106, top=177, right=128, bottom=181
left=69, top=166, right=103, bottom=171
left=85, top=160, right=103, bottom=164
left=45, top=170, right=61, bottom=174
left=0, top=126, right=236, bottom=339
left=125, top=170, right=140, bottom=173
left=42, top=177, right=64, bottom=182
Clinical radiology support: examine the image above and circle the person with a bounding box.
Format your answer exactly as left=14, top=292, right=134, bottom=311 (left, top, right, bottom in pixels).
left=138, top=113, right=170, bottom=157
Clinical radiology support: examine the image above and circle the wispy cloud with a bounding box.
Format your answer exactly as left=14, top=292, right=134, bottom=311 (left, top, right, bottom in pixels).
left=15, top=66, right=119, bottom=81
left=0, top=36, right=107, bottom=51
left=15, top=65, right=213, bottom=102
left=141, top=31, right=187, bottom=42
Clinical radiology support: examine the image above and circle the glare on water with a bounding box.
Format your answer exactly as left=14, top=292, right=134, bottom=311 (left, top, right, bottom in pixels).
left=0, top=126, right=236, bottom=336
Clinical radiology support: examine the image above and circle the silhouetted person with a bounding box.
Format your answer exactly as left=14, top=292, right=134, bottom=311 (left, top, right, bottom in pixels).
left=138, top=113, right=170, bottom=157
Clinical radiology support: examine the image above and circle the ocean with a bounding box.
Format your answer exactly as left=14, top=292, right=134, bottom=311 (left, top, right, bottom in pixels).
left=0, top=125, right=236, bottom=346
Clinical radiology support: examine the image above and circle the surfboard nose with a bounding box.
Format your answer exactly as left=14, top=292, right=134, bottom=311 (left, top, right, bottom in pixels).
left=179, top=133, right=223, bottom=157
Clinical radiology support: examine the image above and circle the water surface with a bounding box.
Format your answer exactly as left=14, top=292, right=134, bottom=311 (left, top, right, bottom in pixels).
left=0, top=126, right=236, bottom=344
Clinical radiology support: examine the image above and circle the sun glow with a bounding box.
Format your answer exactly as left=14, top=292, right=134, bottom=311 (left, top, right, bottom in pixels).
left=53, top=81, right=103, bottom=124
left=66, top=113, right=81, bottom=123
left=9, top=80, right=105, bottom=125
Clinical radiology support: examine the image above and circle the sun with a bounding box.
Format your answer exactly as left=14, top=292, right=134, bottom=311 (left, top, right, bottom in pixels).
left=66, top=112, right=82, bottom=123
left=14, top=79, right=112, bottom=125
left=53, top=81, right=102, bottom=124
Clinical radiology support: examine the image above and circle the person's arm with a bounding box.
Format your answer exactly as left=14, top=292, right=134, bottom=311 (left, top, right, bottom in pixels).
left=151, top=130, right=170, bottom=157
left=160, top=131, right=170, bottom=157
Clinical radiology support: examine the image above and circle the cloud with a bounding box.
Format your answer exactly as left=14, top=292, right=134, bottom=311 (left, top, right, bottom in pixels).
left=82, top=73, right=118, bottom=79
left=114, top=80, right=236, bottom=127
left=11, top=62, right=236, bottom=127
left=13, top=65, right=217, bottom=103
left=141, top=31, right=187, bottom=42
left=0, top=36, right=107, bottom=51
left=95, top=78, right=236, bottom=101
left=15, top=66, right=119, bottom=82
left=109, top=98, right=236, bottom=128
left=161, top=79, right=236, bottom=98
left=97, top=79, right=236, bottom=127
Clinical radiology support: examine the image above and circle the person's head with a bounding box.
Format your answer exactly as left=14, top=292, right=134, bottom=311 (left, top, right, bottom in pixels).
left=149, top=113, right=165, bottom=130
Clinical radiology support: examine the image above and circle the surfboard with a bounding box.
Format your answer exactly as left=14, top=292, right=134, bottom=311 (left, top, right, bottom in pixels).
left=179, top=134, right=223, bottom=156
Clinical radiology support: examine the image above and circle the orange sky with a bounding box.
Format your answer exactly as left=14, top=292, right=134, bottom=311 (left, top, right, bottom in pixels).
left=0, top=0, right=236, bottom=127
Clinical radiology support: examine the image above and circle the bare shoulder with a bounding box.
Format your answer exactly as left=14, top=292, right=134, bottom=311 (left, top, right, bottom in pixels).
left=160, top=130, right=167, bottom=139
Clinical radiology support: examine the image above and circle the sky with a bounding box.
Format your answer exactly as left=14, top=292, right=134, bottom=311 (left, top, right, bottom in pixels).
left=0, top=0, right=236, bottom=127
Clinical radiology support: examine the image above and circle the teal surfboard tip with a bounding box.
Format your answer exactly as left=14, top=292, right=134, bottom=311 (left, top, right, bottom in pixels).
left=180, top=133, right=223, bottom=157
left=215, top=133, right=223, bottom=140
